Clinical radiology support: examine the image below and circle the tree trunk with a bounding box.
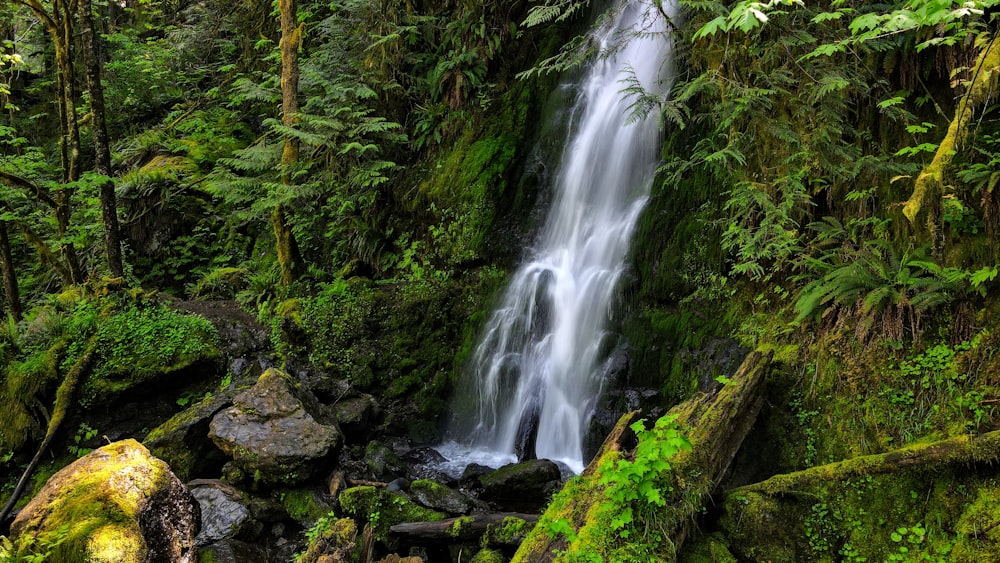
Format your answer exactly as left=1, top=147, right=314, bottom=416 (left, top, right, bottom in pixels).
left=275, top=0, right=303, bottom=286
left=512, top=351, right=772, bottom=563
left=0, top=221, right=21, bottom=321
left=19, top=0, right=85, bottom=284
left=390, top=513, right=539, bottom=545
left=78, top=0, right=124, bottom=279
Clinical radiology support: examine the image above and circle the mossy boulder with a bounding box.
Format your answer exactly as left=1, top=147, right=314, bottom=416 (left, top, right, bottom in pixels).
left=208, top=368, right=343, bottom=485
left=478, top=459, right=562, bottom=512
left=144, top=389, right=237, bottom=481
left=9, top=439, right=198, bottom=563
left=409, top=479, right=483, bottom=515
left=337, top=486, right=445, bottom=542
left=83, top=305, right=221, bottom=404
left=481, top=516, right=532, bottom=548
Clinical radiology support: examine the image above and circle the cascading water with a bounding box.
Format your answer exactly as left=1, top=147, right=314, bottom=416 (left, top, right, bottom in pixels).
left=441, top=0, right=676, bottom=475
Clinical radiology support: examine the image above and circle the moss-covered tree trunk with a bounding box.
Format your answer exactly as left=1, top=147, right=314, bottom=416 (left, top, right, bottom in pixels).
left=0, top=336, right=97, bottom=524
left=514, top=351, right=772, bottom=562
left=903, top=32, right=1000, bottom=240
left=18, top=0, right=85, bottom=284
left=275, top=0, right=303, bottom=286
left=0, top=220, right=21, bottom=321
left=78, top=0, right=124, bottom=279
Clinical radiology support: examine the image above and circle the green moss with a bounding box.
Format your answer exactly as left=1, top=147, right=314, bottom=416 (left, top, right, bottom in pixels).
left=482, top=516, right=530, bottom=547
left=678, top=533, right=738, bottom=563
left=83, top=305, right=219, bottom=403
left=337, top=486, right=445, bottom=543
left=470, top=548, right=505, bottom=563
left=297, top=517, right=359, bottom=563
left=280, top=489, right=332, bottom=525
left=450, top=516, right=474, bottom=538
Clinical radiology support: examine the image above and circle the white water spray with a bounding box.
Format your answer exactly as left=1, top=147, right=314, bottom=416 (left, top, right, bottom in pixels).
left=446, top=0, right=676, bottom=474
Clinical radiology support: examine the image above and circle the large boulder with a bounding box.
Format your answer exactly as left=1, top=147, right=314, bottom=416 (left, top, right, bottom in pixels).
left=478, top=459, right=562, bottom=512
left=209, top=368, right=343, bottom=485
left=10, top=439, right=199, bottom=563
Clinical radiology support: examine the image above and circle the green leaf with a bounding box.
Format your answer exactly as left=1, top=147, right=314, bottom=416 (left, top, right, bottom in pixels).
left=693, top=16, right=728, bottom=40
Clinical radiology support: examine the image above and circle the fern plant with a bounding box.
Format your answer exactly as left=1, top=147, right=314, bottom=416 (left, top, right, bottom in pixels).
left=793, top=234, right=958, bottom=344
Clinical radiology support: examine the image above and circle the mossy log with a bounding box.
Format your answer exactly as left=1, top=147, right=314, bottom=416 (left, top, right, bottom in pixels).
left=389, top=513, right=538, bottom=544
left=513, top=350, right=772, bottom=562
left=733, top=428, right=1000, bottom=497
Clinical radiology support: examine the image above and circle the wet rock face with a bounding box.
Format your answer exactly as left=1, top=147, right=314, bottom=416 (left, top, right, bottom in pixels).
left=10, top=439, right=199, bottom=563
left=477, top=459, right=562, bottom=512
left=208, top=368, right=343, bottom=485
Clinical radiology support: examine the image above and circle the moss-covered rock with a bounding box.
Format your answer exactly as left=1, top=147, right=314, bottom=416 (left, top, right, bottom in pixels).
left=144, top=388, right=237, bottom=481
left=337, top=485, right=445, bottom=543
left=83, top=305, right=221, bottom=404
left=279, top=488, right=335, bottom=526
left=9, top=439, right=198, bottom=562
left=481, top=516, right=532, bottom=548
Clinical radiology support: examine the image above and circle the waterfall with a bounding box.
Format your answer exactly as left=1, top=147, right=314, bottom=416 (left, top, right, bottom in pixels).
left=443, top=0, right=676, bottom=475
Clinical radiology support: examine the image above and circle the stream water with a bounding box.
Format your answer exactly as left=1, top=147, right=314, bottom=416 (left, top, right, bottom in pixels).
left=442, top=0, right=676, bottom=475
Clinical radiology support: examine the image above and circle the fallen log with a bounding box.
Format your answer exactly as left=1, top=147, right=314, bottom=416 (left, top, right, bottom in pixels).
left=512, top=350, right=772, bottom=562
left=389, top=513, right=539, bottom=545
left=734, top=428, right=1000, bottom=497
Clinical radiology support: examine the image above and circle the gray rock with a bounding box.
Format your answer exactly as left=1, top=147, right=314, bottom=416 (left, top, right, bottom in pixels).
left=209, top=368, right=343, bottom=485
left=333, top=394, right=379, bottom=443
left=144, top=389, right=237, bottom=482
left=409, top=479, right=484, bottom=515
left=189, top=480, right=259, bottom=546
